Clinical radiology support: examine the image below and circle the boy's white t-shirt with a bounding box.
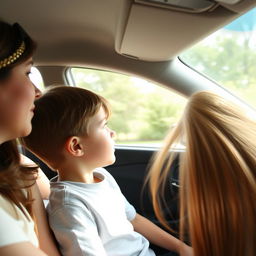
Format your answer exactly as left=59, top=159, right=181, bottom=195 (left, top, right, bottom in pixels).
left=47, top=168, right=155, bottom=256
left=0, top=195, right=39, bottom=248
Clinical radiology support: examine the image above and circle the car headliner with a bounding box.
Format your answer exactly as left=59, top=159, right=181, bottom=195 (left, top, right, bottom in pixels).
left=1, top=0, right=256, bottom=96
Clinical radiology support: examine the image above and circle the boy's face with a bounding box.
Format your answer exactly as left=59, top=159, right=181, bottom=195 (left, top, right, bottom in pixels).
left=80, top=106, right=116, bottom=169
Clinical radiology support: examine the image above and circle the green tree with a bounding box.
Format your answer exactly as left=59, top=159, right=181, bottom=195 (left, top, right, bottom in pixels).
left=139, top=93, right=183, bottom=140
left=71, top=68, right=186, bottom=143
left=181, top=33, right=256, bottom=108
left=72, top=69, right=144, bottom=139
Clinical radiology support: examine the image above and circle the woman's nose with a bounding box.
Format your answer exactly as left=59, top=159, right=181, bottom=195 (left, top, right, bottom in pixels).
left=33, top=83, right=42, bottom=99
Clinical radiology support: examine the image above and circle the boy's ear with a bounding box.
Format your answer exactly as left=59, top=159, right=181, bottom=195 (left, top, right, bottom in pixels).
left=64, top=136, right=84, bottom=157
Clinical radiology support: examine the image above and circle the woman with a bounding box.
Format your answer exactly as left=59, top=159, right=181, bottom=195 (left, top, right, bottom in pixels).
left=148, top=91, right=256, bottom=256
left=0, top=21, right=60, bottom=255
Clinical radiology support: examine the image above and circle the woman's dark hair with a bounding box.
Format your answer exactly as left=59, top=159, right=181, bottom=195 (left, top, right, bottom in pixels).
left=0, top=21, right=37, bottom=79
left=0, top=20, right=38, bottom=219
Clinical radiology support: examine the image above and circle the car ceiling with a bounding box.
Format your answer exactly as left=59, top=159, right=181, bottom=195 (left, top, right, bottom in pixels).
left=1, top=0, right=256, bottom=96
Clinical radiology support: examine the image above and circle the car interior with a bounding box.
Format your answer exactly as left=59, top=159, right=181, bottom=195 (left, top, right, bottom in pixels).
left=1, top=0, right=256, bottom=254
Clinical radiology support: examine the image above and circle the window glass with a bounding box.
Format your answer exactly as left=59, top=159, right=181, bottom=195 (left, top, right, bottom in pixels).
left=29, top=67, right=44, bottom=92
left=180, top=8, right=256, bottom=108
left=69, top=68, right=187, bottom=146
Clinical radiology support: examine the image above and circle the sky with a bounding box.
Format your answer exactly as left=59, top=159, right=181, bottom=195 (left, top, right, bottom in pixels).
left=225, top=7, right=256, bottom=32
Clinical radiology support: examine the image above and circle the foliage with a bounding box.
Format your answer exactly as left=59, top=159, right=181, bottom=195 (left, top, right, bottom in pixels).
left=181, top=31, right=256, bottom=108
left=72, top=30, right=256, bottom=144
left=71, top=69, right=186, bottom=143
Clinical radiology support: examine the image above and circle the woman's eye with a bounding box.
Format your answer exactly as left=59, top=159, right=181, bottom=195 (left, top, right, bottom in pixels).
left=26, top=71, right=31, bottom=77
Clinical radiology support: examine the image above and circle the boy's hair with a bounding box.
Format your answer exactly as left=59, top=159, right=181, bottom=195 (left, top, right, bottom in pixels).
left=23, top=86, right=110, bottom=168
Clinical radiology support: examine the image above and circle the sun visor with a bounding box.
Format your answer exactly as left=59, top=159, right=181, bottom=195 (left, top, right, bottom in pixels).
left=115, top=0, right=255, bottom=61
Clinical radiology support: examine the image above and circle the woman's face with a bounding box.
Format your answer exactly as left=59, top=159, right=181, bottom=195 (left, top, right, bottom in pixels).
left=0, top=58, right=35, bottom=143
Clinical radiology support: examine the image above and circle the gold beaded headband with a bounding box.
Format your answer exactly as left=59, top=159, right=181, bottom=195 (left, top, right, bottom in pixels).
left=0, top=41, right=26, bottom=70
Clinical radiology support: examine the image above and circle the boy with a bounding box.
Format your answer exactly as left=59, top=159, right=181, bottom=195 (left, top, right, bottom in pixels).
left=23, top=86, right=191, bottom=256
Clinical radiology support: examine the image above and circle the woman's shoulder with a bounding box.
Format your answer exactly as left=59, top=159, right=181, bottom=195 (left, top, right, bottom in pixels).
left=0, top=196, right=38, bottom=248
left=0, top=207, right=27, bottom=247
left=0, top=195, right=20, bottom=219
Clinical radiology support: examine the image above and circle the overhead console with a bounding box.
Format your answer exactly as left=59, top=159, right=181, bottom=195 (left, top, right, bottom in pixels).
left=134, top=0, right=243, bottom=13
left=115, top=0, right=256, bottom=61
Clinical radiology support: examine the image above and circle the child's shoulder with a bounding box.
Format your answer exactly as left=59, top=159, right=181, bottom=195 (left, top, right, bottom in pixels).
left=95, top=167, right=110, bottom=176
left=95, top=168, right=120, bottom=190
left=48, top=177, right=85, bottom=211
left=95, top=168, right=114, bottom=181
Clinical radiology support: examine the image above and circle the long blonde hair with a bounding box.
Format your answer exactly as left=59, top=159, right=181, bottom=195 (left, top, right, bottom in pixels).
left=148, top=91, right=256, bottom=256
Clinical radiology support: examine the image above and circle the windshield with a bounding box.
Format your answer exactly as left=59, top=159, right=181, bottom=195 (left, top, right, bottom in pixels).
left=180, top=8, right=256, bottom=108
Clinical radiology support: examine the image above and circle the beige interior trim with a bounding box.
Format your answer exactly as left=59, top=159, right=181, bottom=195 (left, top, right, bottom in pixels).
left=117, top=0, right=256, bottom=61
left=1, top=0, right=255, bottom=64
left=38, top=66, right=67, bottom=87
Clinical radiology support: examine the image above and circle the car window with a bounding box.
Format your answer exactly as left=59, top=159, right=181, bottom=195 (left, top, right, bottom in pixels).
left=180, top=7, right=256, bottom=109
left=30, top=67, right=45, bottom=91
left=68, top=68, right=187, bottom=147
